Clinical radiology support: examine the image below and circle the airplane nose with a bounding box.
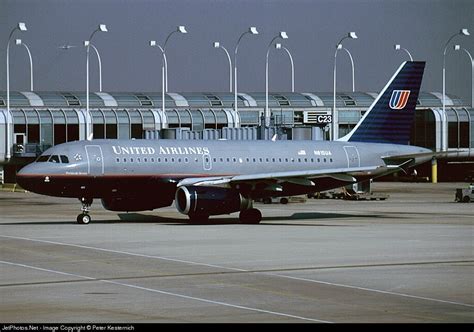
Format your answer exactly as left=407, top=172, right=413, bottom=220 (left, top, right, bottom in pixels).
left=16, top=163, right=39, bottom=192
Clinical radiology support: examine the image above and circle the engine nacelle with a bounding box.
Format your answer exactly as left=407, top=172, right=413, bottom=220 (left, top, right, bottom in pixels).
left=101, top=196, right=173, bottom=212
left=175, top=186, right=251, bottom=216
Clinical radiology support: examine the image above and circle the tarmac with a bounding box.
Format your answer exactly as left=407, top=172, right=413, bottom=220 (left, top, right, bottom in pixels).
left=0, top=182, right=473, bottom=323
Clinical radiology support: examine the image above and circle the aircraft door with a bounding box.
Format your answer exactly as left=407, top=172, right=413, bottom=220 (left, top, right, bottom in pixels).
left=343, top=146, right=360, bottom=168
left=85, top=145, right=104, bottom=175
left=202, top=152, right=212, bottom=171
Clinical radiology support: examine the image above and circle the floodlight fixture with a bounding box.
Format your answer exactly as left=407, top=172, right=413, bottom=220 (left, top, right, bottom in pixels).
left=99, top=24, right=108, bottom=32
left=18, top=22, right=27, bottom=31
left=249, top=27, right=259, bottom=35
left=461, top=28, right=470, bottom=36
left=178, top=25, right=187, bottom=34
left=213, top=42, right=220, bottom=48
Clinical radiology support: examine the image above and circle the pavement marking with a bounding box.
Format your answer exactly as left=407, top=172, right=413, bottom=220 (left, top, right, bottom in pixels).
left=0, top=260, right=331, bottom=323
left=0, top=235, right=247, bottom=272
left=2, top=234, right=473, bottom=308
left=261, top=273, right=474, bottom=309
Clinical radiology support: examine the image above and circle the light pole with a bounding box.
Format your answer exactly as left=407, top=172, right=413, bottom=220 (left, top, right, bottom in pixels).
left=6, top=22, right=27, bottom=160
left=84, top=42, right=103, bottom=92
left=15, top=39, right=34, bottom=91
left=333, top=31, right=357, bottom=140
left=213, top=42, right=232, bottom=92
left=265, top=32, right=289, bottom=127
left=338, top=45, right=355, bottom=92
left=275, top=43, right=295, bottom=92
left=149, top=40, right=167, bottom=118
left=85, top=23, right=108, bottom=140
left=234, top=27, right=259, bottom=120
left=454, top=44, right=474, bottom=108
left=394, top=44, right=413, bottom=61
left=163, top=25, right=187, bottom=92
left=442, top=28, right=469, bottom=151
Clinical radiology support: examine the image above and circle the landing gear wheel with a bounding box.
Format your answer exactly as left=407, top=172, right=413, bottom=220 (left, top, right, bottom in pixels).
left=77, top=197, right=93, bottom=225
left=239, top=208, right=262, bottom=224
left=188, top=213, right=210, bottom=224
left=77, top=213, right=91, bottom=224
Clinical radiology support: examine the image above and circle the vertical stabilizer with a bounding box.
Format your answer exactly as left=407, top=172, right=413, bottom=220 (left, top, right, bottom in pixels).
left=339, top=61, right=425, bottom=145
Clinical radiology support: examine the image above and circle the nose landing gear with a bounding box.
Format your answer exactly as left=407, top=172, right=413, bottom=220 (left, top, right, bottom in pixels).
left=77, top=197, right=93, bottom=224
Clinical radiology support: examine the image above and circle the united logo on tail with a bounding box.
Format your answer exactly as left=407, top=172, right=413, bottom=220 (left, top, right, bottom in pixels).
left=389, top=90, right=411, bottom=110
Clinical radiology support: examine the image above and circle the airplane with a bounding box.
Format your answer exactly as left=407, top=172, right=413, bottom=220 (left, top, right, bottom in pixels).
left=17, top=61, right=433, bottom=225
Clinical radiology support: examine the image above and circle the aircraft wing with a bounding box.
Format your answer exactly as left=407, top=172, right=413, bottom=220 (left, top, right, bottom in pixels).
left=177, top=165, right=382, bottom=193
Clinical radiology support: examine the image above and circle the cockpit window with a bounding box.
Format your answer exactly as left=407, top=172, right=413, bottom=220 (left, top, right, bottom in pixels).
left=36, top=155, right=50, bottom=162
left=48, top=155, right=60, bottom=163
left=37, top=154, right=70, bottom=163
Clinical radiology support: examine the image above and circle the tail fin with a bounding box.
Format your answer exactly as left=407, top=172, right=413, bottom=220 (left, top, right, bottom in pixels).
left=339, top=61, right=425, bottom=145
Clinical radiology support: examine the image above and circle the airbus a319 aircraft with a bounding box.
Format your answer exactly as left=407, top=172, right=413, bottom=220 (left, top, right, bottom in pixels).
left=18, top=61, right=433, bottom=224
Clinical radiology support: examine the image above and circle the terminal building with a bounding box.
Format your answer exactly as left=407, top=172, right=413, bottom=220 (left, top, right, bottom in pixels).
left=0, top=90, right=473, bottom=183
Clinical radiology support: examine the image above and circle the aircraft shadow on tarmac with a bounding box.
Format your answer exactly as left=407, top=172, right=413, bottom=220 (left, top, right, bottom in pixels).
left=99, top=211, right=390, bottom=226
left=1, top=212, right=395, bottom=226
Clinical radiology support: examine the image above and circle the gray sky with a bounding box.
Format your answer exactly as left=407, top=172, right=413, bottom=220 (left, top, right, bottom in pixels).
left=1, top=0, right=473, bottom=103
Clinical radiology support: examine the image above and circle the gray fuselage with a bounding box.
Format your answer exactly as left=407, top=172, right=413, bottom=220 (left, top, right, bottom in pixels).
left=17, top=139, right=431, bottom=202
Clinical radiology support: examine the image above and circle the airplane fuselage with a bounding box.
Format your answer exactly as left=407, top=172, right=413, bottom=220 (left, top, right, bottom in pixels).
left=17, top=139, right=431, bottom=201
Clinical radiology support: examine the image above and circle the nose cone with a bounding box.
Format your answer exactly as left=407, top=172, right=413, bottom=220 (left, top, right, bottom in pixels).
left=16, top=163, right=44, bottom=193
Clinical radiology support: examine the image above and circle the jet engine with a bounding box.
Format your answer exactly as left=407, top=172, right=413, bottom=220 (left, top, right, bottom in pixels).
left=175, top=186, right=252, bottom=217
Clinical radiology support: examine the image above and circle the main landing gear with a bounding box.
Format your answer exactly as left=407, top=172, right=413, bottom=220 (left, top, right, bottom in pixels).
left=239, top=208, right=262, bottom=224
left=77, top=197, right=93, bottom=224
